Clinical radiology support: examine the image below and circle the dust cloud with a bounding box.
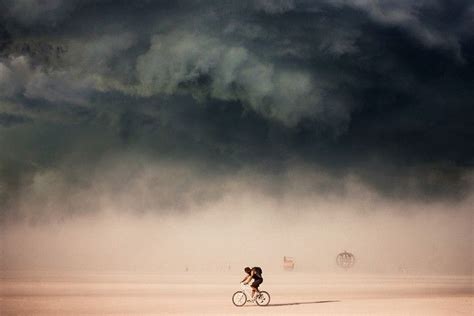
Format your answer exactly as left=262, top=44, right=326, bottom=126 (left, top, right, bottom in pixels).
left=1, top=162, right=472, bottom=276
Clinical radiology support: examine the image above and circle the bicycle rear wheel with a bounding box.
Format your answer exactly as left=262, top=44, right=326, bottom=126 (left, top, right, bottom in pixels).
left=255, top=291, right=270, bottom=306
left=232, top=291, right=247, bottom=307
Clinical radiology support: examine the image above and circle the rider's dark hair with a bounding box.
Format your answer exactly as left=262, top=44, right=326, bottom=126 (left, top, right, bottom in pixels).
left=244, top=267, right=251, bottom=274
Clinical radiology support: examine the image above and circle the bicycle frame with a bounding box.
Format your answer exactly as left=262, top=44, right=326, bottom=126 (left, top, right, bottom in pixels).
left=233, top=283, right=270, bottom=307
left=240, top=283, right=252, bottom=296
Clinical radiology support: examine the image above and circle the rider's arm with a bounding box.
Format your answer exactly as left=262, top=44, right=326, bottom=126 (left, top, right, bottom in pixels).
left=242, top=275, right=252, bottom=284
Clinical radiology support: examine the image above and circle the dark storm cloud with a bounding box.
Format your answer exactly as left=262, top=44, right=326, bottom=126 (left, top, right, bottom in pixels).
left=0, top=0, right=473, bottom=219
left=0, top=0, right=78, bottom=26
left=0, top=112, right=32, bottom=126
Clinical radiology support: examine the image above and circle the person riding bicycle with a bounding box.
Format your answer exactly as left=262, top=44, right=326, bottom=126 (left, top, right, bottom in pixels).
left=243, top=267, right=263, bottom=301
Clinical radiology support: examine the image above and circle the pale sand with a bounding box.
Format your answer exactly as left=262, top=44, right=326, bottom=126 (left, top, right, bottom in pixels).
left=1, top=272, right=472, bottom=315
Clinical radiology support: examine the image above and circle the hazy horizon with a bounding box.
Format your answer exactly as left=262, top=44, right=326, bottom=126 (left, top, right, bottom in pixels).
left=2, top=162, right=472, bottom=275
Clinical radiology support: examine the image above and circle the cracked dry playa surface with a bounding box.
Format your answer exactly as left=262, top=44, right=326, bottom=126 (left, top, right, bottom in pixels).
left=1, top=272, right=472, bottom=315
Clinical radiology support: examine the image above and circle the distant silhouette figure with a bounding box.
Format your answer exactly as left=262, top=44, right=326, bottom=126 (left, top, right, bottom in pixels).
left=283, top=256, right=295, bottom=271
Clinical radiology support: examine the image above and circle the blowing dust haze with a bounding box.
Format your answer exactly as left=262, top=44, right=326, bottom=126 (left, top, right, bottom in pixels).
left=0, top=2, right=473, bottom=314
left=1, top=159, right=472, bottom=275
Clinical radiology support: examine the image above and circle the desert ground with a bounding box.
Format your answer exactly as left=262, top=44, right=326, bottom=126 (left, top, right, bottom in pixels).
left=1, top=271, right=472, bottom=315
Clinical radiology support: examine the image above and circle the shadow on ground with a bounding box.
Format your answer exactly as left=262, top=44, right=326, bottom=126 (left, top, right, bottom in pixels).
left=247, top=300, right=339, bottom=307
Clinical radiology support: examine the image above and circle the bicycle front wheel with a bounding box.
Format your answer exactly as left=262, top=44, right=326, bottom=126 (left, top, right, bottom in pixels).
left=232, top=291, right=247, bottom=307
left=255, top=291, right=270, bottom=306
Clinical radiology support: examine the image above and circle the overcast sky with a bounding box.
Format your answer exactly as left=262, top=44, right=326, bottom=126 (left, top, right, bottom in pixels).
left=1, top=0, right=473, bottom=275
left=0, top=0, right=473, bottom=220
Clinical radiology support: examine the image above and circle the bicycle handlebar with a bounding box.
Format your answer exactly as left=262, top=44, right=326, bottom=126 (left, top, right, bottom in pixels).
left=240, top=283, right=251, bottom=290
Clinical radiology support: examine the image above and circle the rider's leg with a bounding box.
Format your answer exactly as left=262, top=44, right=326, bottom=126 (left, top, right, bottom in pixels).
left=251, top=286, right=260, bottom=299
left=251, top=279, right=262, bottom=299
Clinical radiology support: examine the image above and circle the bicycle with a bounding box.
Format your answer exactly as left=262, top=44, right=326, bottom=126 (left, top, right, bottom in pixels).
left=232, top=283, right=270, bottom=306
